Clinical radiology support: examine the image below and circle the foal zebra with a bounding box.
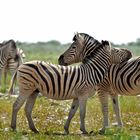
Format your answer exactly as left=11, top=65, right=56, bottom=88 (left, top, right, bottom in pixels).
left=9, top=33, right=111, bottom=134
left=59, top=38, right=139, bottom=133
left=0, top=40, right=17, bottom=85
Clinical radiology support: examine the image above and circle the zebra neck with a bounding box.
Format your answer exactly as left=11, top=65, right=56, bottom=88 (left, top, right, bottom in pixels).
left=83, top=40, right=101, bottom=57
left=80, top=61, right=104, bottom=86
left=80, top=51, right=110, bottom=86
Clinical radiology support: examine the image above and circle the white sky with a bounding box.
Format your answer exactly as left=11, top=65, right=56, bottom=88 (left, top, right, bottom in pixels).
left=0, top=0, right=140, bottom=44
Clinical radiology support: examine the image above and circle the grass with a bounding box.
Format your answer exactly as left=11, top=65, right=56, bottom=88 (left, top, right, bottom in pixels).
left=0, top=96, right=139, bottom=140
left=0, top=41, right=140, bottom=139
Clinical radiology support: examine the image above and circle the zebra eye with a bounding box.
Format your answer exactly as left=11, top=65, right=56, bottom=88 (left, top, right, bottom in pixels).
left=72, top=46, right=76, bottom=49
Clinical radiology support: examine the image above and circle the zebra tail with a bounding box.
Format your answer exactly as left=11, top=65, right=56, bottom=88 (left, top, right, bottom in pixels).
left=8, top=70, right=17, bottom=97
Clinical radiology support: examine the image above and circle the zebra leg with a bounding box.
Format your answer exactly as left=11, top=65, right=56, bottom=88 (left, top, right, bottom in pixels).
left=78, top=96, right=88, bottom=134
left=3, top=69, right=7, bottom=92
left=64, top=98, right=79, bottom=134
left=11, top=93, right=29, bottom=131
left=98, top=92, right=109, bottom=134
left=111, top=95, right=123, bottom=127
left=0, top=70, right=2, bottom=85
left=11, top=70, right=16, bottom=94
left=24, top=91, right=39, bottom=133
left=3, top=69, right=7, bottom=86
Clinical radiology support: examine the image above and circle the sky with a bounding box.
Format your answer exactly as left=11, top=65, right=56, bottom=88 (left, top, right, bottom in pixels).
left=0, top=0, right=140, bottom=44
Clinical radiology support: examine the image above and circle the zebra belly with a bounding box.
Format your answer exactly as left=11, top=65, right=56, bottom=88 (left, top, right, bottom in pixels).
left=41, top=89, right=78, bottom=100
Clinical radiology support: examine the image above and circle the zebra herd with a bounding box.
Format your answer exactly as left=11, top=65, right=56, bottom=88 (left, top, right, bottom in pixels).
left=0, top=33, right=139, bottom=134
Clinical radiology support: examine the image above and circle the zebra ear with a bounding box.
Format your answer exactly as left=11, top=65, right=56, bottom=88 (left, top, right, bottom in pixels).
left=76, top=33, right=84, bottom=45
left=73, top=32, right=78, bottom=41
left=74, top=32, right=78, bottom=36
left=101, top=40, right=109, bottom=46
left=101, top=40, right=111, bottom=52
left=73, top=32, right=84, bottom=46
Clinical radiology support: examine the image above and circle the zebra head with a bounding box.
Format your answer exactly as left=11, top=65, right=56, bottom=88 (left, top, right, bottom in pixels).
left=101, top=40, right=132, bottom=64
left=2, top=40, right=17, bottom=60
left=58, top=32, right=111, bottom=66
left=110, top=47, right=132, bottom=64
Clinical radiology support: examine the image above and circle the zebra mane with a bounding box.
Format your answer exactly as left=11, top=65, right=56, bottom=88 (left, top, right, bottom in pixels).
left=82, top=43, right=104, bottom=64
left=73, top=33, right=96, bottom=42
left=73, top=33, right=105, bottom=64
left=72, top=33, right=95, bottom=41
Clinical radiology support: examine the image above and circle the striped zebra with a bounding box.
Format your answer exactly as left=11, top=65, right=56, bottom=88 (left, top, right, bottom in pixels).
left=9, top=33, right=111, bottom=134
left=3, top=48, right=25, bottom=86
left=0, top=40, right=17, bottom=85
left=59, top=39, right=139, bottom=134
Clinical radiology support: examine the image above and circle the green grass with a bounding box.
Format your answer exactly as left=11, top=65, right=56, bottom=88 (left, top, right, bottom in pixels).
left=0, top=41, right=140, bottom=139
left=0, top=96, right=139, bottom=139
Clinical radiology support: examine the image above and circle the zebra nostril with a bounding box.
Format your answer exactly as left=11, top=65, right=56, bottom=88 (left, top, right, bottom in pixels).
left=59, top=55, right=64, bottom=60
left=58, top=55, right=64, bottom=65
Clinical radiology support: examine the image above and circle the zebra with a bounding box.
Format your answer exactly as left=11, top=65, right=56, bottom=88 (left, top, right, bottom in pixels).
left=8, top=33, right=111, bottom=134
left=59, top=39, right=140, bottom=134
left=3, top=48, right=25, bottom=87
left=0, top=40, right=17, bottom=85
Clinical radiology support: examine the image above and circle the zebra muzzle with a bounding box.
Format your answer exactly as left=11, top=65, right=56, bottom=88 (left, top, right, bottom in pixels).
left=58, top=55, right=68, bottom=66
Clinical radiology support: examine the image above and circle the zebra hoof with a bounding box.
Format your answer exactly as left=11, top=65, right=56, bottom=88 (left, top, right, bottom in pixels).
left=81, top=130, right=88, bottom=135
left=64, top=130, right=69, bottom=135
left=31, top=128, right=39, bottom=133
left=99, top=128, right=105, bottom=135
left=11, top=125, right=16, bottom=132
left=64, top=126, right=69, bottom=135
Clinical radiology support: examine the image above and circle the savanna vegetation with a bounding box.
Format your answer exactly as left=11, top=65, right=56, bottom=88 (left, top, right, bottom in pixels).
left=0, top=39, right=140, bottom=140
